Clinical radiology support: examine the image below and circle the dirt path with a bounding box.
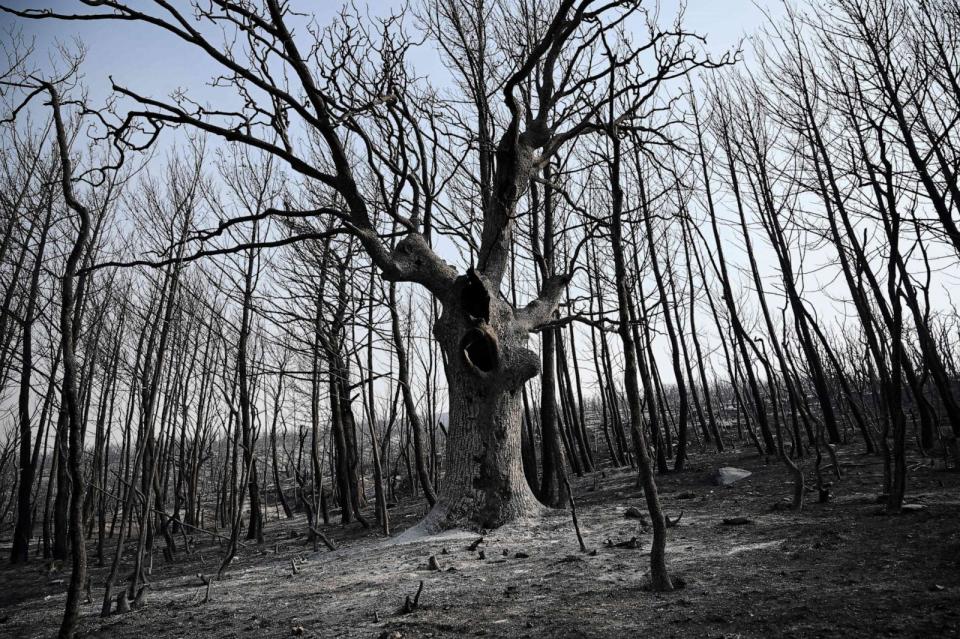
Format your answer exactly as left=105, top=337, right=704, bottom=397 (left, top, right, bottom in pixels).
left=2, top=448, right=958, bottom=638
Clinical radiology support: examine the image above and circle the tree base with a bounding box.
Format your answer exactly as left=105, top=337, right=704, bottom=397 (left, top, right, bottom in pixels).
left=402, top=492, right=545, bottom=540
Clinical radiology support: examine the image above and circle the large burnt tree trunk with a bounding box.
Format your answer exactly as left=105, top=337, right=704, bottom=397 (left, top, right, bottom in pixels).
left=418, top=270, right=544, bottom=531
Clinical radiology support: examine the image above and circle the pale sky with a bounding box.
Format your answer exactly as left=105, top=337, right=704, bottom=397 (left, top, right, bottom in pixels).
left=10, top=0, right=905, bottom=398
left=1, top=1, right=781, bottom=104
left=5, top=0, right=960, bottom=460
left=2, top=1, right=958, bottom=409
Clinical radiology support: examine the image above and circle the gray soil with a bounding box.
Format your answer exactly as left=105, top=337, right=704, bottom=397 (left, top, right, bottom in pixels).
left=1, top=446, right=958, bottom=638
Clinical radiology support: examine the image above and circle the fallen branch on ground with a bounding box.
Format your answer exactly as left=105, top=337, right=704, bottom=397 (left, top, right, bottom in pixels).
left=308, top=526, right=337, bottom=551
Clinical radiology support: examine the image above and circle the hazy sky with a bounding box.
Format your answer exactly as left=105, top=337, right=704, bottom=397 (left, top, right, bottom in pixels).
left=1, top=2, right=957, bottom=418
left=0, top=0, right=813, bottom=391
left=3, top=1, right=959, bottom=401
left=1, top=1, right=781, bottom=104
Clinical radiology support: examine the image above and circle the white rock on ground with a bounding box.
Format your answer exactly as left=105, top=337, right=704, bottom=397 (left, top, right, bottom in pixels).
left=709, top=467, right=752, bottom=486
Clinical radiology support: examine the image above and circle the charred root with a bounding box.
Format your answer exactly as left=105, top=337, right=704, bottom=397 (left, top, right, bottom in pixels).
left=115, top=591, right=130, bottom=615
left=399, top=580, right=425, bottom=615
left=131, top=584, right=150, bottom=610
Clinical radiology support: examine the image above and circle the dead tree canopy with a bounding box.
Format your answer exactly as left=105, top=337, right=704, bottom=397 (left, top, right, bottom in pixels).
left=1, top=0, right=725, bottom=531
